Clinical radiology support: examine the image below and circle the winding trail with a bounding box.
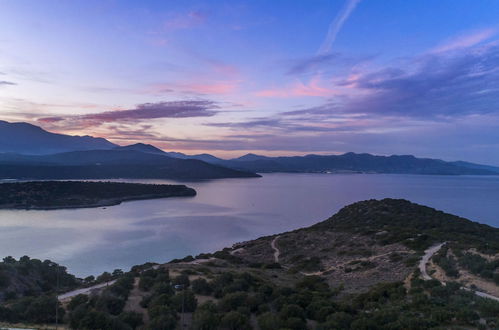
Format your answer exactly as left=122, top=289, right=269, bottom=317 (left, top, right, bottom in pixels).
left=58, top=280, right=116, bottom=301
left=419, top=242, right=446, bottom=280
left=271, top=236, right=281, bottom=263
left=419, top=242, right=499, bottom=302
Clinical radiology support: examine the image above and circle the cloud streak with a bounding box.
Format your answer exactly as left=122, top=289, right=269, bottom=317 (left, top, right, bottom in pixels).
left=318, top=0, right=361, bottom=55
left=38, top=100, right=219, bottom=128
left=0, top=81, right=16, bottom=86
left=431, top=28, right=496, bottom=53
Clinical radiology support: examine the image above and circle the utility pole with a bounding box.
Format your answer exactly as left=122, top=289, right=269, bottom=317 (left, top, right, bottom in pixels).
left=174, top=284, right=186, bottom=330
left=181, top=286, right=185, bottom=330
left=55, top=263, right=59, bottom=330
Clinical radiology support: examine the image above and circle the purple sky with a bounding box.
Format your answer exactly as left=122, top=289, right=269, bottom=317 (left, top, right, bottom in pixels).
left=1, top=0, right=499, bottom=164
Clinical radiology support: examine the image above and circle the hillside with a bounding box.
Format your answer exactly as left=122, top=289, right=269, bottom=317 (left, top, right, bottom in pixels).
left=0, top=181, right=196, bottom=209
left=211, top=152, right=498, bottom=175
left=162, top=150, right=499, bottom=175
left=0, top=120, right=116, bottom=154
left=0, top=150, right=260, bottom=180
left=1, top=199, right=498, bottom=329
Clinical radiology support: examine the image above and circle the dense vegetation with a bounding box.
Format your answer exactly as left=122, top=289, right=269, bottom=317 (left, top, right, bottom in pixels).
left=0, top=255, right=78, bottom=302
left=315, top=198, right=499, bottom=253
left=64, top=267, right=499, bottom=330
left=0, top=181, right=196, bottom=209
left=68, top=274, right=137, bottom=329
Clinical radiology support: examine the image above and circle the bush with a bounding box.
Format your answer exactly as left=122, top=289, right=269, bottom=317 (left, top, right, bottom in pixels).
left=220, top=311, right=250, bottom=330
left=193, top=304, right=220, bottom=330
left=192, top=278, right=213, bottom=295
left=257, top=312, right=282, bottom=330
left=119, top=311, right=143, bottom=329
left=68, top=294, right=88, bottom=311
left=171, top=290, right=197, bottom=313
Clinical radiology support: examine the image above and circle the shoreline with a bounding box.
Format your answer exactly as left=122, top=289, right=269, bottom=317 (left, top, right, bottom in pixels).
left=0, top=192, right=196, bottom=211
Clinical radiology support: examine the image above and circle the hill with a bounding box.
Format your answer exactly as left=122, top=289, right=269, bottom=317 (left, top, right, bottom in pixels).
left=0, top=120, right=116, bottom=154
left=162, top=150, right=499, bottom=175
left=0, top=150, right=260, bottom=180
left=0, top=181, right=196, bottom=209
left=113, top=143, right=166, bottom=155
left=211, top=152, right=498, bottom=175
left=1, top=199, right=498, bottom=329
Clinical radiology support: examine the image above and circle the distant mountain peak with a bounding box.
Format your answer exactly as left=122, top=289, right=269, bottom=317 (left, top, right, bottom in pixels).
left=233, top=153, right=269, bottom=161
left=0, top=120, right=116, bottom=155
left=114, top=143, right=166, bottom=155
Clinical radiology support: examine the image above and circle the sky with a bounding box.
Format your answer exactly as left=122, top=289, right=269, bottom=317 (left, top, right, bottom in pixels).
left=1, top=0, right=499, bottom=164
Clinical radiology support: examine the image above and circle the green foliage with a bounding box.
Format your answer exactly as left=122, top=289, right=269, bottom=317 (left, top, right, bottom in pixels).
left=0, top=256, right=78, bottom=301
left=458, top=252, right=499, bottom=281
left=191, top=278, right=213, bottom=295
left=68, top=294, right=88, bottom=311
left=193, top=302, right=220, bottom=330
left=315, top=199, right=499, bottom=252
left=433, top=248, right=459, bottom=277
left=0, top=181, right=195, bottom=209
left=257, top=312, right=281, bottom=330
left=171, top=290, right=197, bottom=312
left=119, top=311, right=143, bottom=329
left=220, top=311, right=250, bottom=330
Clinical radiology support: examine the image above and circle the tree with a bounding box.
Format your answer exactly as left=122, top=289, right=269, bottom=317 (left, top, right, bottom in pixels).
left=257, top=312, right=282, bottom=330
left=220, top=311, right=250, bottom=330
left=119, top=311, right=143, bottom=329
left=148, top=314, right=177, bottom=330
left=84, top=275, right=95, bottom=284
left=193, top=307, right=220, bottom=330
left=68, top=294, right=88, bottom=311
left=279, top=304, right=306, bottom=320
left=97, top=271, right=113, bottom=282
left=2, top=256, right=16, bottom=264
left=192, top=278, right=213, bottom=295
left=113, top=269, right=124, bottom=277
left=171, top=290, right=197, bottom=312
left=24, top=295, right=65, bottom=324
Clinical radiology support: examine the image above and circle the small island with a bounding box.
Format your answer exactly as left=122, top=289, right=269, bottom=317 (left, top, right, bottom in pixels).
left=0, top=181, right=196, bottom=210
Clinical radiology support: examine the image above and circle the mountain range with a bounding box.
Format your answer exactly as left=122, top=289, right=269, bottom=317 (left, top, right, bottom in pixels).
left=1, top=120, right=498, bottom=178
left=115, top=143, right=499, bottom=176
left=0, top=120, right=116, bottom=154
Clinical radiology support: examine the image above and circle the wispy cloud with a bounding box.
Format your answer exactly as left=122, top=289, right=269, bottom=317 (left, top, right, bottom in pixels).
left=256, top=75, right=341, bottom=98
left=318, top=0, right=361, bottom=55
left=431, top=28, right=496, bottom=53
left=0, top=80, right=16, bottom=86
left=147, top=81, right=239, bottom=95
left=163, top=10, right=207, bottom=31
left=38, top=100, right=219, bottom=128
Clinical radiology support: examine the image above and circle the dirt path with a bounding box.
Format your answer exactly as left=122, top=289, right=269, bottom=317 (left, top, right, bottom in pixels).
left=419, top=242, right=446, bottom=280
left=419, top=242, right=499, bottom=302
left=58, top=280, right=116, bottom=301
left=124, top=277, right=149, bottom=323
left=271, top=236, right=281, bottom=263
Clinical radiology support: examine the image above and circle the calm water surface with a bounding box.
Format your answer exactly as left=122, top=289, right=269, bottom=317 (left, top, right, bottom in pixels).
left=0, top=173, right=498, bottom=277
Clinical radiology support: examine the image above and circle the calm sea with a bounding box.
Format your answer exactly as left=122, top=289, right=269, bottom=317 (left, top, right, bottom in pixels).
left=0, top=173, right=498, bottom=276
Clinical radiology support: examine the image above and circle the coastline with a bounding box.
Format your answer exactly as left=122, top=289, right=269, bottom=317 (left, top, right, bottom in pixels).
left=0, top=191, right=196, bottom=211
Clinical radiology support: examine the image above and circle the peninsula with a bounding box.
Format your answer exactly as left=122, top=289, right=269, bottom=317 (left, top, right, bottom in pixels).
left=0, top=181, right=196, bottom=210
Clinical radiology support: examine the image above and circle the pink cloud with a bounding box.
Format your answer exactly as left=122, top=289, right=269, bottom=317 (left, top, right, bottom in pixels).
left=146, top=80, right=239, bottom=95
left=37, top=100, right=219, bottom=130
left=256, top=76, right=340, bottom=98
left=163, top=11, right=207, bottom=31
